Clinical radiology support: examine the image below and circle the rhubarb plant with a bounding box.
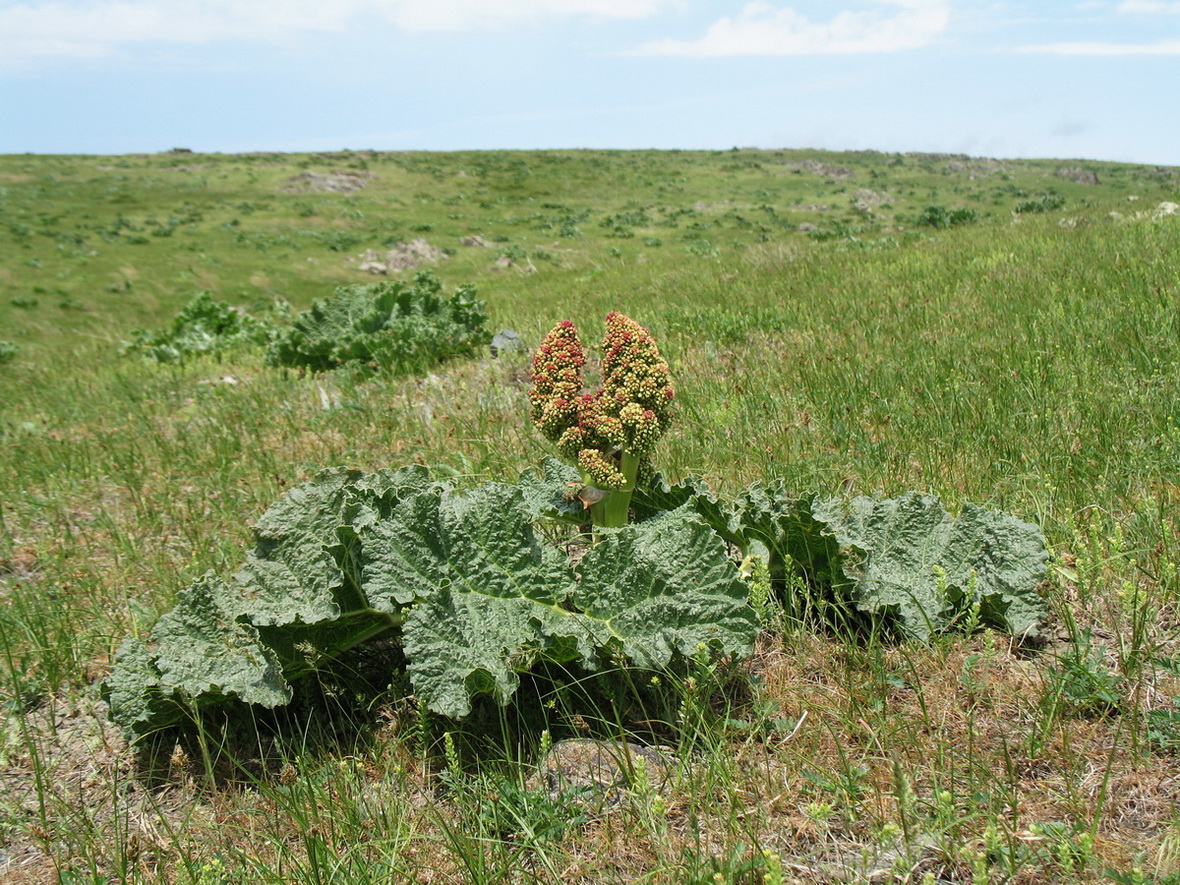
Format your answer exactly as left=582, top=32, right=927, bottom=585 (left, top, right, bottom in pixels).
left=265, top=271, right=490, bottom=374
left=529, top=313, right=674, bottom=528
left=103, top=465, right=758, bottom=741
left=102, top=313, right=1049, bottom=753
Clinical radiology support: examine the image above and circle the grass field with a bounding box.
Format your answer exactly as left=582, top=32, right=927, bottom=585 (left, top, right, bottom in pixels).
left=2, top=148, right=1180, bottom=883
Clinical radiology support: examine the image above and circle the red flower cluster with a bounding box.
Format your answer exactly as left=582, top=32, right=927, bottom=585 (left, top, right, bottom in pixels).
left=529, top=320, right=585, bottom=440
left=529, top=313, right=674, bottom=491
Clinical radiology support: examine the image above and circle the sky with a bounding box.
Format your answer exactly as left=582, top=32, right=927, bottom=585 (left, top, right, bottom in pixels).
left=1, top=0, right=1177, bottom=164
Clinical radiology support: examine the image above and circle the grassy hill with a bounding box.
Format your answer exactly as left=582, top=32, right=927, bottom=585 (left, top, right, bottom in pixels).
left=1, top=148, right=1179, bottom=883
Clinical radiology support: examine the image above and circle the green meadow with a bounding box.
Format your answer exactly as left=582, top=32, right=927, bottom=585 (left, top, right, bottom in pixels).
left=2, top=147, right=1179, bottom=883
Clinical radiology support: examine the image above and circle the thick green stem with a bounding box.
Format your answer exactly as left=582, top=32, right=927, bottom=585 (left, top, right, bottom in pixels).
left=589, top=451, right=642, bottom=530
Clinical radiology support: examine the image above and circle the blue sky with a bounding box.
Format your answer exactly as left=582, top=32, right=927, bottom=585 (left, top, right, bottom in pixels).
left=1, top=0, right=1177, bottom=163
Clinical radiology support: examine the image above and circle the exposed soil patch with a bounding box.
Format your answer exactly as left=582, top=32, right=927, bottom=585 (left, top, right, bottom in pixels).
left=282, top=170, right=373, bottom=194
left=782, top=159, right=854, bottom=178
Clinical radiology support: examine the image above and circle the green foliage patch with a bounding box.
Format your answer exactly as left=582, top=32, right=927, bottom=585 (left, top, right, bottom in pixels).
left=102, top=463, right=759, bottom=742
left=636, top=475, right=1049, bottom=639
left=121, top=291, right=284, bottom=363
left=264, top=270, right=490, bottom=374
left=916, top=205, right=980, bottom=228
left=103, top=458, right=1047, bottom=748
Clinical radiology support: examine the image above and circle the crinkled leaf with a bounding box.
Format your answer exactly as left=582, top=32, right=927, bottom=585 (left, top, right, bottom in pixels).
left=348, top=464, right=441, bottom=526
left=151, top=574, right=291, bottom=708
left=573, top=510, right=758, bottom=670
left=358, top=485, right=448, bottom=609
left=232, top=468, right=362, bottom=626
left=404, top=589, right=582, bottom=719
left=632, top=474, right=743, bottom=547
left=809, top=493, right=1048, bottom=639
left=943, top=503, right=1048, bottom=637
left=360, top=482, right=573, bottom=612
left=737, top=488, right=1047, bottom=639
left=378, top=483, right=582, bottom=716
left=810, top=494, right=957, bottom=638
left=739, top=485, right=837, bottom=573
left=737, top=485, right=846, bottom=618
left=516, top=457, right=584, bottom=523
left=101, top=637, right=185, bottom=740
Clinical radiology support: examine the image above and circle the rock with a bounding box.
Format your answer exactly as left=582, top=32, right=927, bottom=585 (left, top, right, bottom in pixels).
left=490, top=329, right=523, bottom=357
left=797, top=222, right=819, bottom=233
left=527, top=739, right=673, bottom=808
left=283, top=170, right=372, bottom=194
left=356, top=239, right=448, bottom=273
left=851, top=189, right=892, bottom=212
left=1057, top=166, right=1099, bottom=185
left=1154, top=201, right=1179, bottom=218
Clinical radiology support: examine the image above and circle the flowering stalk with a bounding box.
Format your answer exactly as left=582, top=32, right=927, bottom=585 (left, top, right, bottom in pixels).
left=530, top=313, right=674, bottom=529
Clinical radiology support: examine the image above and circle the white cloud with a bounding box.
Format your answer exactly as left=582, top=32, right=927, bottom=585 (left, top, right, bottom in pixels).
left=1016, top=38, right=1180, bottom=54
left=0, top=0, right=360, bottom=65
left=1117, top=0, right=1180, bottom=12
left=0, top=0, right=680, bottom=67
left=633, top=0, right=951, bottom=57
left=375, top=0, right=680, bottom=32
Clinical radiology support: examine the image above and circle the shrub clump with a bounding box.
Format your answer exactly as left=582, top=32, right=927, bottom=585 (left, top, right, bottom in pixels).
left=0, top=341, right=20, bottom=365
left=916, top=205, right=980, bottom=229
left=121, top=292, right=284, bottom=363
left=1014, top=193, right=1067, bottom=214
left=265, top=271, right=490, bottom=374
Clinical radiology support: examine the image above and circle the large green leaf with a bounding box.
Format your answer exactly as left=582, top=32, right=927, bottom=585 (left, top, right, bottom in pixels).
left=738, top=484, right=841, bottom=578
left=736, top=485, right=847, bottom=627
left=632, top=474, right=744, bottom=548
left=101, top=637, right=183, bottom=740
left=809, top=493, right=1048, bottom=638
left=942, top=502, right=1049, bottom=637
left=809, top=494, right=957, bottom=637
left=150, top=574, right=291, bottom=708
left=403, top=588, right=583, bottom=719
left=368, top=483, right=582, bottom=716
left=395, top=491, right=756, bottom=718
left=231, top=468, right=363, bottom=627
left=516, top=457, right=584, bottom=523
left=573, top=510, right=758, bottom=669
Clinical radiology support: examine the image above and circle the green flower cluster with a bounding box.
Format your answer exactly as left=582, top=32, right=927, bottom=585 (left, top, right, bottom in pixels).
left=530, top=313, right=673, bottom=502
